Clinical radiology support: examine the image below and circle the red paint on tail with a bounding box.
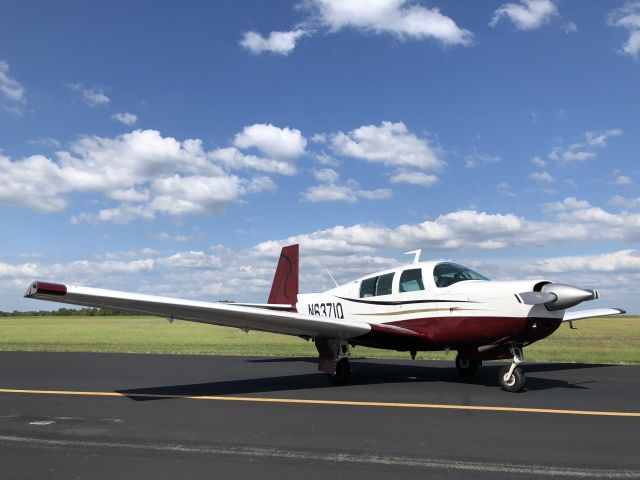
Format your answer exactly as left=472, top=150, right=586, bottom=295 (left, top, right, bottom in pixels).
left=268, top=244, right=299, bottom=310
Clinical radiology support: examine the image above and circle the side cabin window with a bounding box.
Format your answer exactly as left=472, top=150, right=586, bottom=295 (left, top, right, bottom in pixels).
left=359, top=272, right=395, bottom=298
left=399, top=268, right=424, bottom=293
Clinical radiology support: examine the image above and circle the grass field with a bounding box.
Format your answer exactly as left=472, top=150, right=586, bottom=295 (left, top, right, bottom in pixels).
left=1, top=315, right=639, bottom=364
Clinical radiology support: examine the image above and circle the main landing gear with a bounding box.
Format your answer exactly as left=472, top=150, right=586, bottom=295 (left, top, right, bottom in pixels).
left=330, top=357, right=351, bottom=385
left=455, top=353, right=481, bottom=378
left=499, top=344, right=526, bottom=393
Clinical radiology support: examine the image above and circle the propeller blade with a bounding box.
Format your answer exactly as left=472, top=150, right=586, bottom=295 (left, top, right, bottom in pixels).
left=516, top=291, right=557, bottom=305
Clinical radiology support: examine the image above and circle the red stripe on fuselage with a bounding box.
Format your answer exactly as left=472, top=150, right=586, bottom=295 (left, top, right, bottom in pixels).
left=353, top=316, right=561, bottom=351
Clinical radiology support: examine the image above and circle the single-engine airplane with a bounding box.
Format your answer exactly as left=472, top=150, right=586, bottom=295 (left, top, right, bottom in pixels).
left=25, top=244, right=625, bottom=392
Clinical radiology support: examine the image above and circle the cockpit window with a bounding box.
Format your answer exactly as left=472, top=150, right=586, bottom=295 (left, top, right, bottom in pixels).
left=399, top=268, right=424, bottom=292
left=433, top=262, right=489, bottom=288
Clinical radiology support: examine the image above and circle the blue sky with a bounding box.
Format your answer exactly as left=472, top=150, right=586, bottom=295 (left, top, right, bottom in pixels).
left=1, top=0, right=639, bottom=312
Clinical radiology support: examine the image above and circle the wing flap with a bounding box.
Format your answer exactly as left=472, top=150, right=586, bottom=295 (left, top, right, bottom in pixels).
left=562, top=308, right=626, bottom=322
left=24, top=281, right=370, bottom=339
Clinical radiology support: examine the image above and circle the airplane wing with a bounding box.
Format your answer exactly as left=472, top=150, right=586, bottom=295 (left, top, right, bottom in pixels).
left=24, top=281, right=371, bottom=340
left=562, top=308, right=626, bottom=322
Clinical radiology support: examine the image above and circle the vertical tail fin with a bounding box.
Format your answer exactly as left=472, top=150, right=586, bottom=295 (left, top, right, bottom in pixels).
left=268, top=244, right=299, bottom=308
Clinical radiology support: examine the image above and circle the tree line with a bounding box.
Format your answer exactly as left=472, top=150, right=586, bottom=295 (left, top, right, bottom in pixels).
left=0, top=307, right=142, bottom=317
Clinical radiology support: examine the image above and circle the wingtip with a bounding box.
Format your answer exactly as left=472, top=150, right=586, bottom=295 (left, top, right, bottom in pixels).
left=24, top=281, right=67, bottom=298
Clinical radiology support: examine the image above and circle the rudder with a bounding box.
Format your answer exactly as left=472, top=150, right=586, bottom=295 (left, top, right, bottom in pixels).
left=268, top=244, right=299, bottom=308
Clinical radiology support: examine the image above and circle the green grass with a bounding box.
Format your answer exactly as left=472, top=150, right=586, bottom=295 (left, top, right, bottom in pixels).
left=1, top=315, right=639, bottom=364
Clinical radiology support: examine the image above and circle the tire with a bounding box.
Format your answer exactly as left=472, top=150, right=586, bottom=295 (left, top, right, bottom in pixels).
left=329, top=358, right=351, bottom=385
left=455, top=353, right=481, bottom=377
left=499, top=365, right=526, bottom=392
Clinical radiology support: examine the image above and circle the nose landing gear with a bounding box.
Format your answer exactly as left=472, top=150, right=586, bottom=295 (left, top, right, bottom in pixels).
left=499, top=344, right=526, bottom=392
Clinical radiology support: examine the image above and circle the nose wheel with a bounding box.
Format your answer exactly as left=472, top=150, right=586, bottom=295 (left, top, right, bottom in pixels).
left=499, top=344, right=526, bottom=392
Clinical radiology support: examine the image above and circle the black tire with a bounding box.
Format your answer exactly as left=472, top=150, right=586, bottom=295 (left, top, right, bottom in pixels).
left=499, top=365, right=526, bottom=392
left=455, top=353, right=481, bottom=377
left=329, top=358, right=351, bottom=385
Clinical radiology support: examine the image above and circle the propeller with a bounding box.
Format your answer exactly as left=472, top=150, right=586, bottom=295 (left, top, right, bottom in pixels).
left=517, top=283, right=598, bottom=311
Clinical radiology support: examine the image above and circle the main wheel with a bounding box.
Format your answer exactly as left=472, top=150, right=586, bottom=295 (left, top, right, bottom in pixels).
left=329, top=358, right=351, bottom=385
left=499, top=365, right=526, bottom=392
left=455, top=353, right=481, bottom=377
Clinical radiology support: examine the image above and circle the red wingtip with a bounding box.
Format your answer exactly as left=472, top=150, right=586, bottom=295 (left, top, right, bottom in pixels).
left=25, top=281, right=67, bottom=298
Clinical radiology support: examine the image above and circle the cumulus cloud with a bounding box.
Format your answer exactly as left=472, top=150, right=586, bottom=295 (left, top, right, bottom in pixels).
left=548, top=129, right=622, bottom=163
left=1, top=128, right=277, bottom=221
left=490, top=0, right=558, bottom=30
left=610, top=195, right=640, bottom=209
left=530, top=249, right=640, bottom=274
left=68, top=83, right=110, bottom=106
left=302, top=182, right=392, bottom=203
left=607, top=1, right=640, bottom=59
left=256, top=199, right=640, bottom=255
left=240, top=29, right=307, bottom=55
left=0, top=60, right=26, bottom=103
left=112, top=112, right=138, bottom=125
left=233, top=123, right=307, bottom=160
left=312, top=168, right=339, bottom=183
left=332, top=121, right=442, bottom=172
left=307, top=0, right=473, bottom=45
left=389, top=171, right=438, bottom=186
left=529, top=171, right=554, bottom=183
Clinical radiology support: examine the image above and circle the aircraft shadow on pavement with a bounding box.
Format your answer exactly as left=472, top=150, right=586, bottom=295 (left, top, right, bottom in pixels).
left=116, top=359, right=605, bottom=400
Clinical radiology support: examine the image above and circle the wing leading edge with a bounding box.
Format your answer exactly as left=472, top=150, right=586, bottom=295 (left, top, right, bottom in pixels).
left=562, top=308, right=626, bottom=322
left=24, top=281, right=370, bottom=340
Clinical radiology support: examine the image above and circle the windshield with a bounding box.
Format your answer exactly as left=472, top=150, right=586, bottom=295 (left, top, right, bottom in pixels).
left=433, top=262, right=489, bottom=288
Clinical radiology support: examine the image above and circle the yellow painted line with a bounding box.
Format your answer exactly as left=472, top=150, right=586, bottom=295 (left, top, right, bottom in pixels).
left=1, top=388, right=639, bottom=417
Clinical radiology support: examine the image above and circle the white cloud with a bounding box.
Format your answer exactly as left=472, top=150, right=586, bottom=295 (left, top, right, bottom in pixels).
left=608, top=1, right=640, bottom=59
left=301, top=180, right=392, bottom=203
left=464, top=152, right=501, bottom=169
left=530, top=249, right=640, bottom=274
left=233, top=123, right=306, bottom=160
left=112, top=112, right=138, bottom=125
left=312, top=168, right=339, bottom=183
left=307, top=0, right=473, bottom=46
left=0, top=60, right=26, bottom=102
left=610, top=195, right=640, bottom=209
left=149, top=174, right=267, bottom=215
left=531, top=156, right=546, bottom=167
left=255, top=199, right=640, bottom=256
left=529, top=171, right=554, bottom=183
left=1, top=128, right=276, bottom=221
left=548, top=129, right=622, bottom=163
left=332, top=121, right=442, bottom=171
left=69, top=83, right=110, bottom=106
left=490, top=0, right=558, bottom=30
left=240, top=29, right=307, bottom=55
left=497, top=181, right=515, bottom=197
left=109, top=187, right=150, bottom=203
left=544, top=196, right=590, bottom=212
left=389, top=171, right=438, bottom=186
left=612, top=175, right=632, bottom=186
left=562, top=21, right=577, bottom=34
left=210, top=147, right=296, bottom=176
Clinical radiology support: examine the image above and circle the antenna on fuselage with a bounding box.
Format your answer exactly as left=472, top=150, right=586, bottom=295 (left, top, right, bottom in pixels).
left=324, top=268, right=339, bottom=288
left=404, top=249, right=422, bottom=264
